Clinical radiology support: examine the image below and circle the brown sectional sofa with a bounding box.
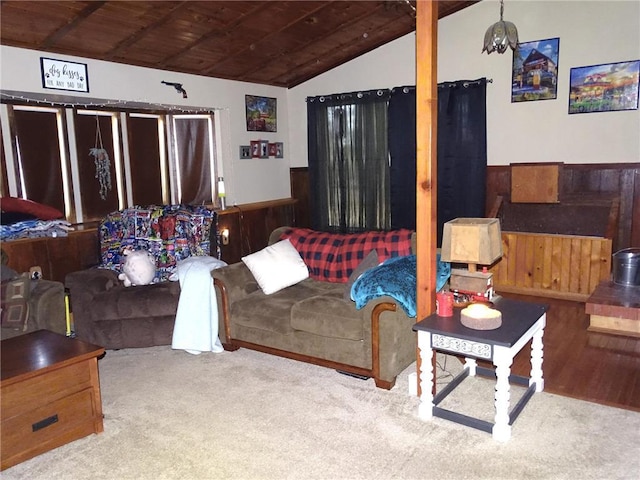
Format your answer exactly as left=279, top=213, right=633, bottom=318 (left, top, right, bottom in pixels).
left=212, top=227, right=418, bottom=389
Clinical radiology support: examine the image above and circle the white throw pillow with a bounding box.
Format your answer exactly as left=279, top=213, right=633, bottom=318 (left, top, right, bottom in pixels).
left=241, top=239, right=309, bottom=295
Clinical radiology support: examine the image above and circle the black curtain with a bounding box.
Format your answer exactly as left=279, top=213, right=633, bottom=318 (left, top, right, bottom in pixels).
left=307, top=90, right=391, bottom=233
left=436, top=79, right=487, bottom=245
left=387, top=78, right=487, bottom=244
left=388, top=86, right=416, bottom=230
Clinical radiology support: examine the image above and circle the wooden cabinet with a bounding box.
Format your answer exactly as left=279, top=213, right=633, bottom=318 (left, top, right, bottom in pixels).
left=1, top=331, right=104, bottom=470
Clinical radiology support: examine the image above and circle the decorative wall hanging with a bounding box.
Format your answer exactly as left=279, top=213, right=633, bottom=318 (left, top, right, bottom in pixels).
left=569, top=60, right=639, bottom=114
left=161, top=80, right=188, bottom=98
left=246, top=95, right=277, bottom=132
left=89, top=116, right=112, bottom=200
left=511, top=38, right=560, bottom=103
left=41, top=57, right=89, bottom=93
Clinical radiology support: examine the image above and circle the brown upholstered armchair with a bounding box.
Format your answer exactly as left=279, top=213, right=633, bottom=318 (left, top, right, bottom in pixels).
left=65, top=204, right=219, bottom=349
left=1, top=261, right=67, bottom=341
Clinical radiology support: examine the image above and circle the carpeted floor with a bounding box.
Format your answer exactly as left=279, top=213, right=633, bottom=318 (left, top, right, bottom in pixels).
left=3, top=346, right=639, bottom=480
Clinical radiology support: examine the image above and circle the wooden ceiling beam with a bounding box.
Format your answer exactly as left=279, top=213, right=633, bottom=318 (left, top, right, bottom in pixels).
left=40, top=1, right=106, bottom=50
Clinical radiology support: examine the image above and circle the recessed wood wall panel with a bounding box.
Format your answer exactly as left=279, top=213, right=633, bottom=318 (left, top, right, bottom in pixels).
left=490, top=232, right=612, bottom=301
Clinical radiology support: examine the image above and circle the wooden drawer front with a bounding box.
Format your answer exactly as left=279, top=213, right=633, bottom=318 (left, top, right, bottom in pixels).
left=1, top=361, right=91, bottom=420
left=1, top=388, right=96, bottom=470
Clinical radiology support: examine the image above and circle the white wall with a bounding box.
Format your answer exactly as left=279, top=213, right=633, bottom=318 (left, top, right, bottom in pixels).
left=0, top=45, right=290, bottom=206
left=288, top=0, right=640, bottom=167
left=2, top=1, right=638, bottom=206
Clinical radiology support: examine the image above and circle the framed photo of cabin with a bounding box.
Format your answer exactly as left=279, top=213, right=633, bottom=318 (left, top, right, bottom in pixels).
left=568, top=60, right=639, bottom=114
left=246, top=95, right=277, bottom=132
left=511, top=38, right=559, bottom=103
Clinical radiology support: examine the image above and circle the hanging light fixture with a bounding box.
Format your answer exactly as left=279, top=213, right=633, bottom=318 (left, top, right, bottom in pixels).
left=482, top=0, right=519, bottom=55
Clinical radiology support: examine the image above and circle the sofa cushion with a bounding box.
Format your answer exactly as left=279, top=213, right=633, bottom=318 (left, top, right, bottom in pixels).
left=290, top=290, right=363, bottom=341
left=242, top=239, right=309, bottom=295
left=280, top=228, right=413, bottom=283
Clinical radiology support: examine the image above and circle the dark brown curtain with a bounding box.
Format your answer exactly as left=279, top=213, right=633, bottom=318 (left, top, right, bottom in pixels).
left=12, top=109, right=65, bottom=213
left=128, top=116, right=164, bottom=206
left=173, top=117, right=211, bottom=205
left=74, top=113, right=118, bottom=221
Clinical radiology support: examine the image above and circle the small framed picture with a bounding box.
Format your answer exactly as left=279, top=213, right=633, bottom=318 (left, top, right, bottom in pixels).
left=268, top=143, right=277, bottom=157
left=240, top=145, right=251, bottom=159
left=246, top=95, right=277, bottom=132
left=250, top=140, right=260, bottom=158
left=259, top=140, right=269, bottom=159
left=275, top=142, right=284, bottom=158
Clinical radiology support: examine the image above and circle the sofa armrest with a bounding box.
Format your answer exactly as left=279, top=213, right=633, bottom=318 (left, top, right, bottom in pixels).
left=211, top=262, right=259, bottom=346
left=211, top=262, right=258, bottom=305
left=66, top=267, right=120, bottom=295
left=361, top=296, right=417, bottom=389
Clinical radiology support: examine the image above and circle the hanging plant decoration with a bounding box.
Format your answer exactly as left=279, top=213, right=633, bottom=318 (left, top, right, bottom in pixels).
left=89, top=115, right=112, bottom=200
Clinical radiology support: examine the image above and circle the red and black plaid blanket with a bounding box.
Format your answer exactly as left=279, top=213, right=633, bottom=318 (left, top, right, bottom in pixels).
left=279, top=228, right=413, bottom=283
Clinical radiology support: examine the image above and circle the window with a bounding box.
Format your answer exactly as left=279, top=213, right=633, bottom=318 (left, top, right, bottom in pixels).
left=0, top=103, right=220, bottom=224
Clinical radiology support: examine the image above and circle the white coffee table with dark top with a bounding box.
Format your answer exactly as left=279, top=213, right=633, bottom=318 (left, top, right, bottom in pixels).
left=413, top=297, right=548, bottom=441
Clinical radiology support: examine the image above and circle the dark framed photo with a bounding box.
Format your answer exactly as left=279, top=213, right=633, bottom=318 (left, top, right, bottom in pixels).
left=239, top=145, right=251, bottom=159
left=268, top=143, right=277, bottom=157
left=259, top=140, right=269, bottom=159
left=246, top=95, right=277, bottom=132
left=569, top=60, right=639, bottom=114
left=511, top=38, right=559, bottom=103
left=275, top=142, right=283, bottom=159
left=250, top=140, right=260, bottom=158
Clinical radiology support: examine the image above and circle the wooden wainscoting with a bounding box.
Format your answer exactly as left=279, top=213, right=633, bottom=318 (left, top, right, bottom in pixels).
left=1, top=199, right=297, bottom=283
left=490, top=232, right=612, bottom=302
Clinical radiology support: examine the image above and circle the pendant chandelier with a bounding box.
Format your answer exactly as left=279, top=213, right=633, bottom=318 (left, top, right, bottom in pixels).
left=482, top=0, right=519, bottom=55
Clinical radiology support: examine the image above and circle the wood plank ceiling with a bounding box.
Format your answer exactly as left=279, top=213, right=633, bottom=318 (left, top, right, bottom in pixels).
left=0, top=1, right=478, bottom=88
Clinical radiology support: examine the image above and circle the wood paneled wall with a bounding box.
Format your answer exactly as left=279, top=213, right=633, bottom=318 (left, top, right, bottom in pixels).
left=486, top=163, right=640, bottom=250
left=2, top=199, right=297, bottom=283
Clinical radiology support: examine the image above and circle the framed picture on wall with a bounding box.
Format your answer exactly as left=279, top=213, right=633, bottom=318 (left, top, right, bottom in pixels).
left=246, top=95, right=277, bottom=132
left=259, top=140, right=269, bottom=159
left=250, top=140, right=261, bottom=158
left=568, top=60, right=639, bottom=114
left=511, top=37, right=560, bottom=103
left=240, top=145, right=251, bottom=159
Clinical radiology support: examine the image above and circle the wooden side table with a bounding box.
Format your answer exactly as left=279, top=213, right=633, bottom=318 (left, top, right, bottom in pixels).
left=1, top=330, right=105, bottom=470
left=413, top=297, right=548, bottom=441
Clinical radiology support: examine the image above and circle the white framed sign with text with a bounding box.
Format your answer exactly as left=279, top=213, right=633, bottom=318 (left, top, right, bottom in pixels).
left=41, top=57, right=89, bottom=93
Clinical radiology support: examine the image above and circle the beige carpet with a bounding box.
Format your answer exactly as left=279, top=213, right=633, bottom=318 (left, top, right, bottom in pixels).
left=3, top=346, right=639, bottom=480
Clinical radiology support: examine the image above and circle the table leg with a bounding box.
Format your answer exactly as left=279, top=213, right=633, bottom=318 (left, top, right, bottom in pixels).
left=417, top=331, right=434, bottom=420
left=465, top=358, right=477, bottom=376
left=530, top=322, right=545, bottom=392
left=492, top=351, right=513, bottom=442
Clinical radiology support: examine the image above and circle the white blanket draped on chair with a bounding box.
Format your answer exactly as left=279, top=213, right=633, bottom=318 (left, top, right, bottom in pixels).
left=172, top=256, right=227, bottom=355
